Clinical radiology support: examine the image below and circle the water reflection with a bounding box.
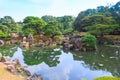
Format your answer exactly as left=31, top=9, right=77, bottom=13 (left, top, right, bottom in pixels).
left=0, top=46, right=120, bottom=80
left=71, top=46, right=120, bottom=77
left=22, top=48, right=61, bottom=67
left=0, top=46, right=17, bottom=57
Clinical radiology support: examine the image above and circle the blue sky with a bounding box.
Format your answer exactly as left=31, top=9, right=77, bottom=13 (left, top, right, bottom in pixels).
left=0, top=0, right=119, bottom=21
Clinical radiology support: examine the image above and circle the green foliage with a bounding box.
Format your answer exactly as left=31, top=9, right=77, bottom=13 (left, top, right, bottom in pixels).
left=0, top=16, right=20, bottom=32
left=63, top=28, right=73, bottom=34
left=23, top=16, right=40, bottom=23
left=0, top=46, right=17, bottom=57
left=53, top=36, right=60, bottom=41
left=56, top=16, right=75, bottom=34
left=23, top=49, right=61, bottom=66
left=94, top=76, right=120, bottom=80
left=0, top=24, right=9, bottom=33
left=22, top=28, right=35, bottom=36
left=41, top=15, right=56, bottom=23
left=41, top=15, right=75, bottom=34
left=82, top=35, right=96, bottom=48
left=74, top=3, right=120, bottom=35
left=0, top=30, right=8, bottom=38
left=23, top=16, right=46, bottom=35
left=43, top=21, right=62, bottom=36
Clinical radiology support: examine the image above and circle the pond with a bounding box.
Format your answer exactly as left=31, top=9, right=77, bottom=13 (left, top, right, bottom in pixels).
left=0, top=46, right=120, bottom=80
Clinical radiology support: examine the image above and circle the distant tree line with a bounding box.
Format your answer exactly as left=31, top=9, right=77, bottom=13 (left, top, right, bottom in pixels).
left=74, top=1, right=120, bottom=36
left=0, top=15, right=75, bottom=38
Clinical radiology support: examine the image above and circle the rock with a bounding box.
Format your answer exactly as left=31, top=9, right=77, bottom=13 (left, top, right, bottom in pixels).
left=28, top=34, right=34, bottom=46
left=1, top=56, right=11, bottom=62
left=27, top=73, right=43, bottom=80
left=7, top=65, right=17, bottom=74
left=4, top=61, right=12, bottom=65
left=36, top=40, right=44, bottom=47
left=0, top=40, right=4, bottom=46
left=12, top=59, right=20, bottom=65
left=7, top=65, right=15, bottom=70
left=115, top=41, right=120, bottom=46
left=24, top=69, right=31, bottom=76
left=63, top=41, right=70, bottom=50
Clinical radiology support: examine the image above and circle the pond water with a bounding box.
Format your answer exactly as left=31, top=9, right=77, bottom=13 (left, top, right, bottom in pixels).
left=0, top=46, right=120, bottom=80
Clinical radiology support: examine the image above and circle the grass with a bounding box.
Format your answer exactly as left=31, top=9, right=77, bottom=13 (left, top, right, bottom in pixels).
left=94, top=76, right=120, bottom=80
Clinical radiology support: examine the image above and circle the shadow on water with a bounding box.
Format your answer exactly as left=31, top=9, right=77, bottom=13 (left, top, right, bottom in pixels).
left=0, top=45, right=120, bottom=80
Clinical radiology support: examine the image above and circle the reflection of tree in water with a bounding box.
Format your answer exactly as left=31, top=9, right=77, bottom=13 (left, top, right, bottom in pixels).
left=0, top=46, right=17, bottom=57
left=23, top=49, right=61, bottom=67
left=71, top=46, right=120, bottom=77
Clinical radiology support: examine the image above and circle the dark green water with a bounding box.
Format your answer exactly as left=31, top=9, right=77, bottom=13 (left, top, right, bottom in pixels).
left=0, top=46, right=120, bottom=80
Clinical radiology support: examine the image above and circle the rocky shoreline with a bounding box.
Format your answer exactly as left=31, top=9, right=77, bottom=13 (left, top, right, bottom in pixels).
left=0, top=56, right=43, bottom=80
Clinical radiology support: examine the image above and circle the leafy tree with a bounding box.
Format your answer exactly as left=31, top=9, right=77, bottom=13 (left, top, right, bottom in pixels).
left=0, top=16, right=20, bottom=32
left=41, top=15, right=56, bottom=23
left=0, top=24, right=9, bottom=33
left=43, top=21, right=62, bottom=36
left=84, top=15, right=119, bottom=35
left=22, top=16, right=46, bottom=35
left=74, top=3, right=120, bottom=35
left=56, top=16, right=75, bottom=34
left=110, top=1, right=120, bottom=24
left=22, top=28, right=35, bottom=36
left=23, top=16, right=40, bottom=23
left=74, top=9, right=97, bottom=31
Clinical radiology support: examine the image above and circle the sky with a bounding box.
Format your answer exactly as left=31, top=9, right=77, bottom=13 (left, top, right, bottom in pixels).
left=0, top=0, right=120, bottom=21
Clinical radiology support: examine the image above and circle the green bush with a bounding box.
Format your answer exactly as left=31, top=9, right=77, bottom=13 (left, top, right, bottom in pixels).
left=94, top=76, right=120, bottom=80
left=82, top=34, right=96, bottom=48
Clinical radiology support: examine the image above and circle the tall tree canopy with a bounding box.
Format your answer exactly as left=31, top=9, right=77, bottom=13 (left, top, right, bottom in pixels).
left=74, top=2, right=120, bottom=35
left=22, top=16, right=46, bottom=35
left=41, top=15, right=56, bottom=23
left=43, top=21, right=62, bottom=36
left=56, top=16, right=75, bottom=34
left=0, top=16, right=20, bottom=32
